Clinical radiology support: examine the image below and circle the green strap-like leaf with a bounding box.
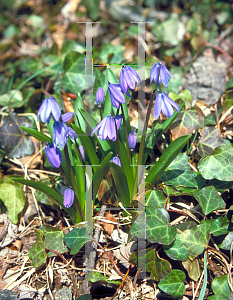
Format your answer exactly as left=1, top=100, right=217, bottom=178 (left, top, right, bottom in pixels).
left=146, top=135, right=191, bottom=185
left=21, top=126, right=52, bottom=143
left=71, top=125, right=99, bottom=172
left=120, top=142, right=134, bottom=201
left=11, top=178, right=78, bottom=223
left=109, top=161, right=130, bottom=207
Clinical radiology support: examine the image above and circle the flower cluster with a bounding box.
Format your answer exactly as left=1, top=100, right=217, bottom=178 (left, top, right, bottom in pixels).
left=150, top=62, right=180, bottom=119
left=37, top=97, right=77, bottom=169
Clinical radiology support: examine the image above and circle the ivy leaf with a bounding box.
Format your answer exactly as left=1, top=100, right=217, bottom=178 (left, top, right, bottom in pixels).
left=0, top=183, right=25, bottom=224
left=219, top=232, right=233, bottom=250
left=77, top=295, right=92, bottom=300
left=170, top=107, right=204, bottom=140
left=198, top=144, right=233, bottom=181
left=87, top=271, right=121, bottom=285
left=28, top=230, right=46, bottom=267
left=198, top=127, right=225, bottom=157
left=130, top=207, right=177, bottom=245
left=210, top=275, right=232, bottom=298
left=158, top=270, right=186, bottom=298
left=164, top=236, right=189, bottom=261
left=182, top=258, right=200, bottom=281
left=160, top=153, right=198, bottom=188
left=146, top=190, right=167, bottom=208
left=40, top=225, right=67, bottom=254
left=130, top=248, right=171, bottom=281
left=193, top=186, right=225, bottom=215
left=179, top=222, right=211, bottom=259
left=64, top=227, right=92, bottom=255
left=0, top=113, right=34, bottom=158
left=62, top=52, right=87, bottom=95
left=0, top=88, right=35, bottom=108
left=209, top=216, right=229, bottom=236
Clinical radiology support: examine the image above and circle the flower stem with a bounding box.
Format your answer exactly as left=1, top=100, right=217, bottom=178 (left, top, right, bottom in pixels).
left=114, top=117, right=121, bottom=161
left=120, top=103, right=131, bottom=163
left=137, top=63, right=162, bottom=166
left=98, top=106, right=103, bottom=120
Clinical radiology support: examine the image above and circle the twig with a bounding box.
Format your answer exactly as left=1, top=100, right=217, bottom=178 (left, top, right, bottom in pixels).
left=93, top=238, right=125, bottom=279
left=111, top=267, right=130, bottom=300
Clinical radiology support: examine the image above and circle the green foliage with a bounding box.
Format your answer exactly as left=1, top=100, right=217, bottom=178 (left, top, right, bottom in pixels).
left=0, top=114, right=34, bottom=158
left=158, top=270, right=186, bottom=298
left=198, top=144, right=233, bottom=181
left=64, top=227, right=92, bottom=255
left=28, top=230, right=46, bottom=267
left=208, top=275, right=232, bottom=299
left=40, top=225, right=67, bottom=254
left=0, top=182, right=25, bottom=224
left=86, top=271, right=121, bottom=285
left=130, top=207, right=177, bottom=245
left=193, top=186, right=225, bottom=215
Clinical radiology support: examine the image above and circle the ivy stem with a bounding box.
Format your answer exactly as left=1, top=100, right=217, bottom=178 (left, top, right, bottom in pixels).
left=120, top=103, right=131, bottom=163
left=137, top=62, right=162, bottom=166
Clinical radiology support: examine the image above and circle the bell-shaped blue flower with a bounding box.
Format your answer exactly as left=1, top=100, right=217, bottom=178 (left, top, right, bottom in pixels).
left=120, top=66, right=141, bottom=94
left=64, top=188, right=74, bottom=208
left=154, top=92, right=180, bottom=119
left=150, top=62, right=171, bottom=87
left=128, top=131, right=137, bottom=150
left=67, top=127, right=77, bottom=140
left=37, top=96, right=61, bottom=123
left=53, top=122, right=68, bottom=148
left=79, top=145, right=85, bottom=161
left=62, top=112, right=74, bottom=123
left=91, top=115, right=122, bottom=141
left=108, top=83, right=130, bottom=109
left=45, top=143, right=62, bottom=168
left=96, top=87, right=105, bottom=107
left=111, top=156, right=121, bottom=167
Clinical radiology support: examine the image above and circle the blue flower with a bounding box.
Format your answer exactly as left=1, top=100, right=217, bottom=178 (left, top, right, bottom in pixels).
left=96, top=87, right=105, bottom=107
left=37, top=96, right=61, bottom=123
left=45, top=143, right=62, bottom=168
left=91, top=115, right=122, bottom=141
left=53, top=122, right=68, bottom=148
left=79, top=145, right=85, bottom=161
left=128, top=131, right=137, bottom=150
left=111, top=156, right=121, bottom=167
left=153, top=92, right=180, bottom=119
left=120, top=66, right=141, bottom=94
left=150, top=62, right=171, bottom=87
left=62, top=112, right=74, bottom=123
left=64, top=188, right=74, bottom=208
left=67, top=127, right=77, bottom=140
left=108, top=83, right=130, bottom=109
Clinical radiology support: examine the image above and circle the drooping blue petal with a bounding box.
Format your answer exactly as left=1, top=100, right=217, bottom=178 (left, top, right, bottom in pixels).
left=79, top=145, right=85, bottom=161
left=96, top=87, right=105, bottom=106
left=115, top=115, right=122, bottom=131
left=128, top=131, right=137, bottom=150
left=37, top=96, right=61, bottom=123
left=111, top=156, right=121, bottom=167
left=163, top=93, right=180, bottom=113
left=62, top=112, right=74, bottom=123
left=120, top=66, right=141, bottom=94
left=53, top=122, right=68, bottom=148
left=153, top=93, right=163, bottom=119
left=161, top=95, right=173, bottom=118
left=45, top=143, right=62, bottom=168
left=150, top=62, right=171, bottom=87
left=63, top=188, right=74, bottom=208
left=67, top=127, right=77, bottom=140
left=108, top=83, right=125, bottom=109
left=91, top=115, right=117, bottom=141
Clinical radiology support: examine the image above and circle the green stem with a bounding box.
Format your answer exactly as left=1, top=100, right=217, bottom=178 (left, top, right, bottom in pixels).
left=114, top=117, right=121, bottom=161
left=120, top=103, right=131, bottom=163
left=137, top=63, right=162, bottom=166
left=64, top=145, right=84, bottom=221
left=99, top=106, right=103, bottom=120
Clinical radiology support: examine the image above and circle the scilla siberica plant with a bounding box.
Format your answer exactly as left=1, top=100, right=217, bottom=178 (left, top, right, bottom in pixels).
left=15, top=61, right=185, bottom=225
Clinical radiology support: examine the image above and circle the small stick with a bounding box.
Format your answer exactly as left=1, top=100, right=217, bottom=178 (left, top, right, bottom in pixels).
left=111, top=267, right=130, bottom=300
